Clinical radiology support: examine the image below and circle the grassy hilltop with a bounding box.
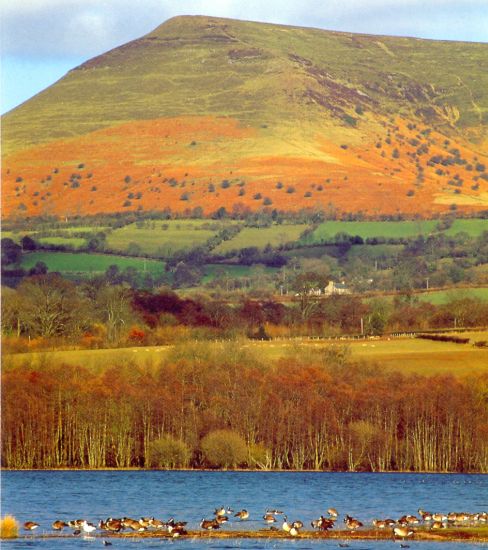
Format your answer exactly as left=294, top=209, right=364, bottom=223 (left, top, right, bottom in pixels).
left=2, top=15, right=488, bottom=218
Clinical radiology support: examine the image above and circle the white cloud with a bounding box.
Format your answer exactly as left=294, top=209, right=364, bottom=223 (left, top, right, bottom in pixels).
left=1, top=0, right=487, bottom=58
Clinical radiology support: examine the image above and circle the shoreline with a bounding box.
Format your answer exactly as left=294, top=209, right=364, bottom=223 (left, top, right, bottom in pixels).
left=2, top=467, right=487, bottom=474
left=14, top=528, right=488, bottom=543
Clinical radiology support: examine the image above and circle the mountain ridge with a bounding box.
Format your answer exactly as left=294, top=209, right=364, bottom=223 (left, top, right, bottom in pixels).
left=2, top=15, right=488, bottom=218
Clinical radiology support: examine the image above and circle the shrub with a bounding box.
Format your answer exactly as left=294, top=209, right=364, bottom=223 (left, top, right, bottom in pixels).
left=0, top=515, right=19, bottom=539
left=286, top=186, right=295, bottom=194
left=253, top=193, right=262, bottom=200
left=180, top=192, right=190, bottom=201
left=200, top=429, right=248, bottom=468
left=148, top=435, right=190, bottom=469
left=263, top=197, right=272, bottom=205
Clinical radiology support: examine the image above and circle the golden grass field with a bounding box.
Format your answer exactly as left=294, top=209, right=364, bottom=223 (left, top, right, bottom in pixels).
left=4, top=332, right=488, bottom=377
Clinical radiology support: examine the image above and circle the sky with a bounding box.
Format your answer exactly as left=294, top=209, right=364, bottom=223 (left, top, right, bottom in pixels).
left=1, top=0, right=488, bottom=113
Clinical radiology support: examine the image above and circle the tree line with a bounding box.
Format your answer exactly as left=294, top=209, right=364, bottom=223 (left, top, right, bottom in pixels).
left=2, top=342, right=487, bottom=471
left=2, top=274, right=488, bottom=353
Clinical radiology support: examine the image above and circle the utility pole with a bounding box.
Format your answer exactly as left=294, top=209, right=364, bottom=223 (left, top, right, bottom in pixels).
left=360, top=317, right=364, bottom=335
left=426, top=277, right=429, bottom=290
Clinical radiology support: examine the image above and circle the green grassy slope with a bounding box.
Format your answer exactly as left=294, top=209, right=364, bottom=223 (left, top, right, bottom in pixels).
left=3, top=15, right=488, bottom=154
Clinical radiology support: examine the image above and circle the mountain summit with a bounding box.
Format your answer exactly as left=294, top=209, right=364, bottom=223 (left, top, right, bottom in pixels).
left=3, top=15, right=488, bottom=218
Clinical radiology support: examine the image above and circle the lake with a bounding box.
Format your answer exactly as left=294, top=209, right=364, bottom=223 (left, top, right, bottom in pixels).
left=1, top=471, right=487, bottom=549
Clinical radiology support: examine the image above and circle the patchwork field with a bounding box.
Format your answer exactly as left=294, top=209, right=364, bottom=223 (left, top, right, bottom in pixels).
left=20, top=251, right=165, bottom=277
left=214, top=224, right=309, bottom=253
left=105, top=220, right=233, bottom=255
left=302, top=219, right=488, bottom=243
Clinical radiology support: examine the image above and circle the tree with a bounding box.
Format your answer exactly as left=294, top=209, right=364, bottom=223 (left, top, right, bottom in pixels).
left=1, top=238, right=22, bottom=267
left=94, top=285, right=134, bottom=343
left=148, top=435, right=190, bottom=468
left=20, top=235, right=37, bottom=251
left=200, top=430, right=248, bottom=468
left=17, top=274, right=89, bottom=337
left=173, top=262, right=202, bottom=288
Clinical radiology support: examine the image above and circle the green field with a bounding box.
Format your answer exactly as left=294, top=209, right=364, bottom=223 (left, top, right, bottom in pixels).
left=4, top=332, right=488, bottom=377
left=20, top=251, right=165, bottom=276
left=303, top=219, right=488, bottom=244
left=106, top=220, right=231, bottom=255
left=202, top=263, right=278, bottom=283
left=416, top=287, right=488, bottom=305
left=214, top=224, right=309, bottom=253
left=443, top=219, right=488, bottom=237
left=37, top=236, right=86, bottom=248
left=304, top=220, right=439, bottom=243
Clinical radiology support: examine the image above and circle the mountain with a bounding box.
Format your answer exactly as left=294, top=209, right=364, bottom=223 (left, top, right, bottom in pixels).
left=2, top=15, right=488, bottom=219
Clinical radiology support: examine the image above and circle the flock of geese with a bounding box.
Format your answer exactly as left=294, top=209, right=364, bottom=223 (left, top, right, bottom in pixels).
left=22, top=506, right=488, bottom=542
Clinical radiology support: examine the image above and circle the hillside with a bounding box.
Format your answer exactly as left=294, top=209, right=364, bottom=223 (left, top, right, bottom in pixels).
left=2, top=15, right=488, bottom=219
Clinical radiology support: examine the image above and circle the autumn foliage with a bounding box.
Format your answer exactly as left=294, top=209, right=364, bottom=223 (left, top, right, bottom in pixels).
left=2, top=342, right=487, bottom=472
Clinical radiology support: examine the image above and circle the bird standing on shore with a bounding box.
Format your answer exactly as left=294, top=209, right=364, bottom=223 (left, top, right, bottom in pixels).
left=393, top=526, right=414, bottom=540
left=23, top=521, right=39, bottom=531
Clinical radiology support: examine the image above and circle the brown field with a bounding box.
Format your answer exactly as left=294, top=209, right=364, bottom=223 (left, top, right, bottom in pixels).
left=4, top=333, right=488, bottom=377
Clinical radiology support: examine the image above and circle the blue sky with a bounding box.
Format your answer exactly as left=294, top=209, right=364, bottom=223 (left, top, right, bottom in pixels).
left=1, top=0, right=488, bottom=113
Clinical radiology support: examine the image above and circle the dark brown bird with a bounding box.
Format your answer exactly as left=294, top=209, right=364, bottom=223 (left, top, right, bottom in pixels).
left=24, top=521, right=39, bottom=531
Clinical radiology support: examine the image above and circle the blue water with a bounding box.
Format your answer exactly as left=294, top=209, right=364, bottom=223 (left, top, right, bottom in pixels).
left=1, top=471, right=487, bottom=549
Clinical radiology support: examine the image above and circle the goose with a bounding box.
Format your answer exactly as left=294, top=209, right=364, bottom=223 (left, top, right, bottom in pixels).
left=289, top=525, right=299, bottom=536
left=418, top=509, right=433, bottom=521
left=122, top=517, right=145, bottom=531
left=52, top=520, right=68, bottom=530
left=282, top=516, right=291, bottom=532
left=68, top=519, right=84, bottom=529
left=263, top=513, right=277, bottom=523
left=214, top=506, right=226, bottom=517
left=266, top=508, right=283, bottom=515
left=200, top=518, right=220, bottom=530
left=311, top=515, right=334, bottom=530
left=149, top=518, right=164, bottom=529
left=234, top=509, right=249, bottom=520
left=139, top=517, right=152, bottom=528
left=311, top=516, right=324, bottom=529
left=168, top=524, right=188, bottom=536
left=215, top=515, right=229, bottom=524
left=292, top=520, right=304, bottom=529
left=372, top=519, right=387, bottom=529
left=393, top=526, right=414, bottom=540
left=344, top=515, right=363, bottom=530
left=105, top=518, right=123, bottom=532
left=432, top=513, right=447, bottom=522
left=430, top=521, right=446, bottom=530
left=405, top=515, right=420, bottom=525
left=24, top=521, right=39, bottom=531
left=327, top=507, right=338, bottom=517
left=103, top=542, right=112, bottom=547
left=166, top=518, right=188, bottom=529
